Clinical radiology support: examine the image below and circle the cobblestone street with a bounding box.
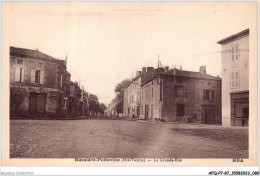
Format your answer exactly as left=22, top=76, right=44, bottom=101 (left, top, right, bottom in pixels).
left=10, top=119, right=248, bottom=158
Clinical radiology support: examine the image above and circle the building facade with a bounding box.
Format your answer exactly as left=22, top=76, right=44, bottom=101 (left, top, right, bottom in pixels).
left=140, top=66, right=222, bottom=124
left=217, top=29, right=249, bottom=126
left=123, top=71, right=142, bottom=118
left=10, top=46, right=69, bottom=118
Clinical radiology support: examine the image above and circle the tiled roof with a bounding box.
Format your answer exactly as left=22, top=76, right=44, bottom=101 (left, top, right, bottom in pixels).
left=10, top=46, right=64, bottom=64
left=141, top=67, right=165, bottom=85
left=160, top=69, right=221, bottom=80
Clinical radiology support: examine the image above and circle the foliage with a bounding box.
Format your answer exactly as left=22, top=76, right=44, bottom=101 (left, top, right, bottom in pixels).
left=89, top=94, right=106, bottom=114
left=114, top=79, right=131, bottom=92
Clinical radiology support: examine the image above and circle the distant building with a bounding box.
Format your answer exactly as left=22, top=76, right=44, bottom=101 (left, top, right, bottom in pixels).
left=10, top=46, right=69, bottom=118
left=105, top=95, right=120, bottom=117
left=69, top=81, right=82, bottom=117
left=123, top=70, right=142, bottom=118
left=123, top=67, right=165, bottom=118
left=217, top=29, right=249, bottom=127
left=140, top=66, right=222, bottom=124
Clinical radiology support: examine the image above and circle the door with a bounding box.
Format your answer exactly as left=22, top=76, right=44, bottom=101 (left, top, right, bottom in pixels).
left=37, top=94, right=47, bottom=115
left=145, top=105, right=149, bottom=119
left=137, top=106, right=140, bottom=118
left=29, top=93, right=46, bottom=115
left=204, top=108, right=215, bottom=124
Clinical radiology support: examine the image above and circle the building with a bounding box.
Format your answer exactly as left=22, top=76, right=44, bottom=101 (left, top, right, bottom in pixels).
left=217, top=29, right=249, bottom=127
left=123, top=67, right=165, bottom=118
left=10, top=46, right=69, bottom=118
left=140, top=66, right=222, bottom=124
left=105, top=98, right=119, bottom=117
left=123, top=70, right=142, bottom=118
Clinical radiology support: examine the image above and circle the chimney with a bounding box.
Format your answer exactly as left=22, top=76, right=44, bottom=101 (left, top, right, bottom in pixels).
left=164, top=66, right=169, bottom=72
left=199, top=66, right=206, bottom=74
left=179, top=65, right=182, bottom=71
left=136, top=71, right=141, bottom=77
left=147, top=67, right=154, bottom=72
left=142, top=67, right=146, bottom=74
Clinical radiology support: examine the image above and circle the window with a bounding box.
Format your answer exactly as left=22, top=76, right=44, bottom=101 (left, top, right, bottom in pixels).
left=141, top=105, right=143, bottom=114
left=175, top=86, right=187, bottom=97
left=152, top=87, right=154, bottom=97
left=35, top=70, right=40, bottom=83
left=38, top=62, right=43, bottom=68
left=17, top=59, right=23, bottom=65
left=231, top=45, right=239, bottom=62
left=31, top=70, right=44, bottom=84
left=203, top=89, right=214, bottom=101
left=176, top=104, right=185, bottom=116
left=62, top=98, right=67, bottom=109
left=231, top=71, right=239, bottom=88
left=15, top=67, right=24, bottom=82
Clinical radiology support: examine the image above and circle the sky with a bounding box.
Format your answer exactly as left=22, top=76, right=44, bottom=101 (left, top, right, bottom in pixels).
left=3, top=2, right=256, bottom=105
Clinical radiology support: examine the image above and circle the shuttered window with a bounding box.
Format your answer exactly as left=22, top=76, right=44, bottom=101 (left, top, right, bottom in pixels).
left=231, top=71, right=239, bottom=88
left=203, top=89, right=214, bottom=101
left=15, top=67, right=24, bottom=82
left=231, top=45, right=240, bottom=62
left=31, top=70, right=35, bottom=83
left=31, top=70, right=44, bottom=84
left=175, top=86, right=187, bottom=97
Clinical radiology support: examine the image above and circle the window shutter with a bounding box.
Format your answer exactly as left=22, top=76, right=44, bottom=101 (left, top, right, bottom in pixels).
left=40, top=70, right=44, bottom=84
left=60, top=75, right=63, bottom=87
left=21, top=68, right=25, bottom=82
left=203, top=89, right=206, bottom=100
left=31, top=70, right=35, bottom=83
left=211, top=90, right=214, bottom=101
left=15, top=67, right=20, bottom=82
left=185, top=87, right=187, bottom=97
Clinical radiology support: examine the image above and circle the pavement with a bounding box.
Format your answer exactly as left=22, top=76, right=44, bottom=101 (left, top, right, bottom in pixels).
left=10, top=118, right=248, bottom=158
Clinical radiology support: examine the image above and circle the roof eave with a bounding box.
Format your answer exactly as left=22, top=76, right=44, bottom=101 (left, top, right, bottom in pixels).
left=217, top=29, right=249, bottom=45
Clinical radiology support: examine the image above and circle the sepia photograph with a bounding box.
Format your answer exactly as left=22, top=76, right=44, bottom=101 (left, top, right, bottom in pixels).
left=1, top=1, right=258, bottom=169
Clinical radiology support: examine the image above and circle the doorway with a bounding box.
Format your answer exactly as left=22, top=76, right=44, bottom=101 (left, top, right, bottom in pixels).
left=145, top=105, right=149, bottom=120
left=29, top=93, right=47, bottom=115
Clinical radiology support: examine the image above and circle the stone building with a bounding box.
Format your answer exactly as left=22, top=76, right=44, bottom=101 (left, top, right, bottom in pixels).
left=140, top=66, right=222, bottom=124
left=217, top=29, right=249, bottom=126
left=123, top=67, right=165, bottom=118
left=10, top=46, right=69, bottom=118
left=123, top=70, right=142, bottom=118
left=69, top=81, right=89, bottom=117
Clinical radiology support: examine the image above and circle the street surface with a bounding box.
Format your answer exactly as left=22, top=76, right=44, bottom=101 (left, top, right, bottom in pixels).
left=10, top=118, right=248, bottom=158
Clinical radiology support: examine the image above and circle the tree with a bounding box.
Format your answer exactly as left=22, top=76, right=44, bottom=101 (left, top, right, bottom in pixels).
left=114, top=79, right=131, bottom=92
left=99, top=103, right=107, bottom=114
left=89, top=94, right=99, bottom=114
left=114, top=79, right=131, bottom=114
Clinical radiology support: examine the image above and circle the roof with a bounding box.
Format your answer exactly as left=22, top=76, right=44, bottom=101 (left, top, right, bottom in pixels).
left=122, top=74, right=142, bottom=90
left=10, top=46, right=65, bottom=64
left=141, top=68, right=221, bottom=86
left=217, top=29, right=249, bottom=45
left=161, top=69, right=221, bottom=80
